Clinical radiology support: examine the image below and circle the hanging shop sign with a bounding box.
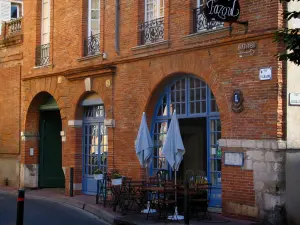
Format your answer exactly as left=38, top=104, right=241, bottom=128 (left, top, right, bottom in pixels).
left=238, top=42, right=256, bottom=57
left=289, top=93, right=300, bottom=106
left=204, top=0, right=240, bottom=22
left=224, top=152, right=244, bottom=166
left=232, top=90, right=244, bottom=113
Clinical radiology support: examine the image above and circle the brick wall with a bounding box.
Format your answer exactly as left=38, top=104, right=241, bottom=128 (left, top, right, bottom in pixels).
left=14, top=0, right=288, bottom=221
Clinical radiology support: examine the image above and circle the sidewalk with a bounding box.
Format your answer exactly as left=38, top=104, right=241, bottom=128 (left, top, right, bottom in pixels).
left=0, top=186, right=257, bottom=225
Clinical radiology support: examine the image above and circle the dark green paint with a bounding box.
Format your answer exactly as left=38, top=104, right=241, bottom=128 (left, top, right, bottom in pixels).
left=39, top=110, right=65, bottom=188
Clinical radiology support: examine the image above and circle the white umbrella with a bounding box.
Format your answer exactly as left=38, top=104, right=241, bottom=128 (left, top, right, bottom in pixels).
left=135, top=112, right=156, bottom=214
left=162, top=110, right=185, bottom=220
left=135, top=112, right=153, bottom=169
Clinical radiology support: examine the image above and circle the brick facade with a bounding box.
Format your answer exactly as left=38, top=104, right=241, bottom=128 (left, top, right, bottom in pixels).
left=0, top=0, right=287, bottom=222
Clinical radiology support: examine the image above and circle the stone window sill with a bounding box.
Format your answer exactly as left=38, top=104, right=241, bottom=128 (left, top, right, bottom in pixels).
left=77, top=53, right=102, bottom=62
left=131, top=40, right=170, bottom=54
left=33, top=64, right=52, bottom=69
left=182, top=27, right=231, bottom=45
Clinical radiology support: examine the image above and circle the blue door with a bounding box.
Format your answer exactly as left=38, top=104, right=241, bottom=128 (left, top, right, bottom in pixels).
left=207, top=118, right=222, bottom=207
left=82, top=105, right=108, bottom=195
left=151, top=76, right=222, bottom=208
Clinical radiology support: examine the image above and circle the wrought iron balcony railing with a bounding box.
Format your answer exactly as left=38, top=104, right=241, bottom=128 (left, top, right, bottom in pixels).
left=193, top=6, right=223, bottom=33
left=35, top=43, right=50, bottom=66
left=84, top=33, right=100, bottom=56
left=139, top=17, right=164, bottom=45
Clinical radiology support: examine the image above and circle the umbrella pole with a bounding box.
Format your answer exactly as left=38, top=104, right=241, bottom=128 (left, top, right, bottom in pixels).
left=175, top=170, right=177, bottom=202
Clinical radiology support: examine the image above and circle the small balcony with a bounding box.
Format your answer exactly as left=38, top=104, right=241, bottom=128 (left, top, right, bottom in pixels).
left=193, top=7, right=223, bottom=33
left=84, top=33, right=100, bottom=57
left=138, top=17, right=164, bottom=45
left=35, top=43, right=50, bottom=67
left=0, top=18, right=23, bottom=46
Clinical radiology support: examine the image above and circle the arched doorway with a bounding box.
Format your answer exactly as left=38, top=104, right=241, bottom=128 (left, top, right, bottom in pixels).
left=38, top=95, right=64, bottom=188
left=151, top=75, right=222, bottom=208
left=81, top=93, right=108, bottom=195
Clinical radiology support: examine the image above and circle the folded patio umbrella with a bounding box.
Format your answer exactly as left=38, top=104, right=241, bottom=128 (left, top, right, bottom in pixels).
left=135, top=112, right=155, bottom=214
left=135, top=112, right=153, bottom=169
left=162, top=110, right=185, bottom=220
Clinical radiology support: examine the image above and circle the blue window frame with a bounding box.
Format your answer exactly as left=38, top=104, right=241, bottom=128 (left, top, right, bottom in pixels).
left=150, top=75, right=221, bottom=207
left=82, top=105, right=108, bottom=195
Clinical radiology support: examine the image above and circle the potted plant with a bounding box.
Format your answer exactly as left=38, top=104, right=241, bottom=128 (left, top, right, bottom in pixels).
left=111, top=169, right=122, bottom=186
left=93, top=168, right=104, bottom=180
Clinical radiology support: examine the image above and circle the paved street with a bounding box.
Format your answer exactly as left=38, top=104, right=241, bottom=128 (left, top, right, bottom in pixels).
left=0, top=193, right=107, bottom=225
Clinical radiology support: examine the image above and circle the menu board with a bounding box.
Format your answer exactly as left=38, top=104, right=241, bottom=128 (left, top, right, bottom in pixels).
left=224, top=152, right=244, bottom=166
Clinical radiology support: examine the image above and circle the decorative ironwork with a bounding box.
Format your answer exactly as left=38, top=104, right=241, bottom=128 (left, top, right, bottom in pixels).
left=35, top=43, right=50, bottom=66
left=193, top=6, right=223, bottom=33
left=139, top=17, right=164, bottom=45
left=84, top=33, right=100, bottom=56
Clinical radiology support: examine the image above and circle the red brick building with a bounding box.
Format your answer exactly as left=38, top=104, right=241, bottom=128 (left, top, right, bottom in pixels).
left=0, top=0, right=294, bottom=223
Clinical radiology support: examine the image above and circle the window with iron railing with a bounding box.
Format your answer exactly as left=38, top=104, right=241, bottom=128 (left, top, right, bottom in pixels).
left=84, top=0, right=101, bottom=56
left=139, top=17, right=164, bottom=45
left=138, top=0, right=164, bottom=45
left=84, top=32, right=100, bottom=56
left=193, top=0, right=223, bottom=33
left=35, top=43, right=50, bottom=66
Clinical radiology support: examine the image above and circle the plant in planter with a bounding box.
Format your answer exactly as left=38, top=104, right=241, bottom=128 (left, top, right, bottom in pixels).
left=93, top=168, right=104, bottom=180
left=111, top=169, right=122, bottom=186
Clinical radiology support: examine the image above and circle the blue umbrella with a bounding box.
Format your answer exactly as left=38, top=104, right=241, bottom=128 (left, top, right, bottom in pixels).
left=135, top=112, right=153, bottom=168
left=162, top=110, right=185, bottom=220
left=162, top=110, right=185, bottom=172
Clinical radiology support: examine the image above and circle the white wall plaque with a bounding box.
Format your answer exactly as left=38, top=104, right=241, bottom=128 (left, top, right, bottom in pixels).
left=224, top=152, right=244, bottom=166
left=290, top=93, right=300, bottom=106
left=259, top=67, right=272, bottom=80
left=30, top=148, right=34, bottom=156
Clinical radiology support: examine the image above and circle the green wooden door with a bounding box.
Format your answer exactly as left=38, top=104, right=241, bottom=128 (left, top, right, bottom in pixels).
left=39, top=110, right=65, bottom=188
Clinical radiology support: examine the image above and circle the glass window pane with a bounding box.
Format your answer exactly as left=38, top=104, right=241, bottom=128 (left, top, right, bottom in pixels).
left=181, top=90, right=185, bottom=102
left=190, top=90, right=194, bottom=101
left=211, top=133, right=215, bottom=145
left=196, top=89, right=200, bottom=101
left=91, top=10, right=100, bottom=20
left=196, top=102, right=200, bottom=113
left=195, top=79, right=200, bottom=88
left=190, top=102, right=195, bottom=114
left=11, top=6, right=18, bottom=18
left=171, top=91, right=175, bottom=102
left=176, top=91, right=180, bottom=102
left=201, top=87, right=206, bottom=99
left=201, top=101, right=206, bottom=113
left=181, top=103, right=185, bottom=114
left=91, top=0, right=100, bottom=9
left=190, top=79, right=194, bottom=88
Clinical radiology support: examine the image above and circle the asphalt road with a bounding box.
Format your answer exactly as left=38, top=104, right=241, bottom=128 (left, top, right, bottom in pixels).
left=0, top=193, right=108, bottom=225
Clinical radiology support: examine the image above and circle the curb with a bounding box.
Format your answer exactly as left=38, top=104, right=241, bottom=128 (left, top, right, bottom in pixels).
left=0, top=189, right=116, bottom=225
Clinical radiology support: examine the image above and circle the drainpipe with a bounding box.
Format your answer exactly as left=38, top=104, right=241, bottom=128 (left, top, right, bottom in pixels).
left=115, top=0, right=120, bottom=55
left=18, top=65, right=22, bottom=188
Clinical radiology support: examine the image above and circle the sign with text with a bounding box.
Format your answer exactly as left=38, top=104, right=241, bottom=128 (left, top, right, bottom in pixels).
left=204, top=0, right=240, bottom=22
left=290, top=93, right=300, bottom=106
left=224, top=152, right=244, bottom=166
left=259, top=67, right=272, bottom=80
left=238, top=42, right=256, bottom=57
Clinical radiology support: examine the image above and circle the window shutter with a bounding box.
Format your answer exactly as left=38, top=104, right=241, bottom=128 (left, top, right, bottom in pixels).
left=0, top=1, right=11, bottom=35
left=0, top=1, right=11, bottom=21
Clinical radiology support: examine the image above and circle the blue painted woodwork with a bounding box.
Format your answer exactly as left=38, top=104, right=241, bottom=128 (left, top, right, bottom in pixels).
left=150, top=75, right=222, bottom=208
left=82, top=105, right=108, bottom=195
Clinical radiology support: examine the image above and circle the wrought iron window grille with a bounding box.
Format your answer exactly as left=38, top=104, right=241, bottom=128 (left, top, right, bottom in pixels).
left=35, top=43, right=50, bottom=67
left=193, top=6, right=223, bottom=33
left=84, top=33, right=101, bottom=56
left=139, top=17, right=164, bottom=45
